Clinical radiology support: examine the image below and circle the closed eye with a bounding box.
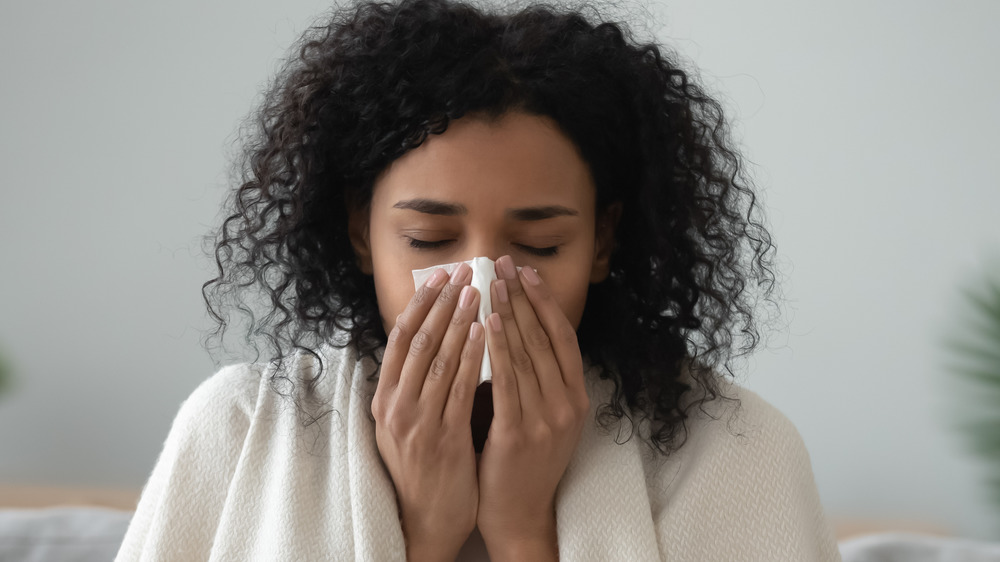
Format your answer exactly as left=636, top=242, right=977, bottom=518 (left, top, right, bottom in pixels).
left=407, top=238, right=452, bottom=250
left=406, top=238, right=559, bottom=257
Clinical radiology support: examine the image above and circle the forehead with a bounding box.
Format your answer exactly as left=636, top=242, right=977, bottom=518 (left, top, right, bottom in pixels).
left=371, top=112, right=596, bottom=215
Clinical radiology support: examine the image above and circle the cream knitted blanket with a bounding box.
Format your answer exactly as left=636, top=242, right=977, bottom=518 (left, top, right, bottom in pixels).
left=117, top=343, right=841, bottom=561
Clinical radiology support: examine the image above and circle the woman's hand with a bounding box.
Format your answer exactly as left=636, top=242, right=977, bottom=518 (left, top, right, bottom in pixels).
left=372, top=263, right=484, bottom=562
left=477, top=256, right=590, bottom=561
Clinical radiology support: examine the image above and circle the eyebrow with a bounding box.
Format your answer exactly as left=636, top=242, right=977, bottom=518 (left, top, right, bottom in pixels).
left=393, top=198, right=579, bottom=221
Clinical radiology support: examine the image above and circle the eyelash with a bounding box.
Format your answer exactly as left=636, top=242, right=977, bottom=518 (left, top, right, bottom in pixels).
left=406, top=238, right=559, bottom=257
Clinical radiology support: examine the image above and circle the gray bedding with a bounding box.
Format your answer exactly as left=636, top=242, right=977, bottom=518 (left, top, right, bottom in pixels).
left=0, top=507, right=132, bottom=562
left=2, top=508, right=999, bottom=562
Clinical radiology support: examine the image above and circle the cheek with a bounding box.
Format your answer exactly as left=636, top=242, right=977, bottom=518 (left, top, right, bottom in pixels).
left=373, top=267, right=415, bottom=336
left=556, top=284, right=589, bottom=331
left=544, top=266, right=591, bottom=331
left=368, top=223, right=421, bottom=336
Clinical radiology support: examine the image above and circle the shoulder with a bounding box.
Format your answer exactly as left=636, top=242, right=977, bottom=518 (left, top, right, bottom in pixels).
left=652, top=378, right=818, bottom=501
left=184, top=362, right=264, bottom=412
left=170, top=362, right=266, bottom=435
left=681, top=379, right=808, bottom=467
left=144, top=363, right=269, bottom=473
left=175, top=343, right=376, bottom=427
left=648, top=379, right=841, bottom=560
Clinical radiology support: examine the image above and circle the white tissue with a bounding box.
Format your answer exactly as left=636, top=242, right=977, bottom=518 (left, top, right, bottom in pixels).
left=411, top=257, right=503, bottom=385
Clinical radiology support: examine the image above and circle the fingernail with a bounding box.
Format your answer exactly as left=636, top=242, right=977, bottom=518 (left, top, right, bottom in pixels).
left=495, top=279, right=508, bottom=303
left=521, top=266, right=540, bottom=286
left=426, top=268, right=448, bottom=289
left=459, top=285, right=476, bottom=309
left=498, top=256, right=516, bottom=280
left=450, top=262, right=472, bottom=285
left=469, top=322, right=483, bottom=341
left=488, top=313, right=502, bottom=332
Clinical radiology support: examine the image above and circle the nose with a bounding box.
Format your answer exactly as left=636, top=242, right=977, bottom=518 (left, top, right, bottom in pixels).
left=462, top=234, right=508, bottom=266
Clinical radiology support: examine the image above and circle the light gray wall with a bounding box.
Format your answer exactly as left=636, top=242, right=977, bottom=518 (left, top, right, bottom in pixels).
left=655, top=1, right=1000, bottom=540
left=2, top=0, right=998, bottom=540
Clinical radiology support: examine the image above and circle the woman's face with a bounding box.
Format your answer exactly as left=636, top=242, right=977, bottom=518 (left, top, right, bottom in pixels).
left=349, top=111, right=618, bottom=336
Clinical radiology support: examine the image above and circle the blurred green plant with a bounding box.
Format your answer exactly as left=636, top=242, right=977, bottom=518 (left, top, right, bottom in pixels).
left=947, top=266, right=1000, bottom=511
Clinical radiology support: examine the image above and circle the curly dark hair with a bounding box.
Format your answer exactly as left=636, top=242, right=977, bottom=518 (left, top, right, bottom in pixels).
left=201, top=0, right=777, bottom=456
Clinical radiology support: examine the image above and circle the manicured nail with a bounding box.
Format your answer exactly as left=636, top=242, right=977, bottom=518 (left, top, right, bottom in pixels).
left=498, top=256, right=516, bottom=280
left=488, top=313, right=502, bottom=332
left=495, top=279, right=508, bottom=303
left=450, top=262, right=472, bottom=285
left=459, top=285, right=476, bottom=309
left=521, top=266, right=540, bottom=286
left=426, top=268, right=448, bottom=289
left=469, top=322, right=483, bottom=341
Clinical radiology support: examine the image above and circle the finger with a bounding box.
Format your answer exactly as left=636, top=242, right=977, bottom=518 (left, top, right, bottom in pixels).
left=490, top=276, right=542, bottom=413
left=517, top=265, right=585, bottom=391
left=493, top=256, right=542, bottom=404
left=485, top=312, right=520, bottom=424
left=378, top=267, right=449, bottom=393
left=442, top=321, right=484, bottom=426
left=420, top=284, right=480, bottom=415
left=495, top=255, right=564, bottom=400
left=397, top=262, right=473, bottom=401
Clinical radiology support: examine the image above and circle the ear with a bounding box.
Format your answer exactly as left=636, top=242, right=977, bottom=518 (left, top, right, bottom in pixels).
left=589, top=201, right=622, bottom=283
left=347, top=202, right=374, bottom=275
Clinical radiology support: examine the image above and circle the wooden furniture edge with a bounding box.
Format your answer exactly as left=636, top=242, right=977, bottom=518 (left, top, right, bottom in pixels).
left=0, top=485, right=141, bottom=511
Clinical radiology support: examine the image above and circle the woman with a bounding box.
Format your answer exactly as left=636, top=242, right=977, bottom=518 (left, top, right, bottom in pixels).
left=118, top=0, right=841, bottom=559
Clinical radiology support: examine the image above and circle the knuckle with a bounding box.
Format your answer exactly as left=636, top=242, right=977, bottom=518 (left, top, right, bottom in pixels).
left=389, top=318, right=410, bottom=342
left=411, top=286, right=433, bottom=307
left=525, top=325, right=551, bottom=350
left=427, top=355, right=450, bottom=382
left=555, top=323, right=578, bottom=347
left=450, top=377, right=471, bottom=404
left=551, top=406, right=577, bottom=432
left=438, top=282, right=461, bottom=303
left=386, top=413, right=408, bottom=436
left=450, top=310, right=467, bottom=328
left=510, top=348, right=533, bottom=372
left=374, top=400, right=402, bottom=432
left=409, top=329, right=433, bottom=354
left=371, top=395, right=386, bottom=420
left=530, top=422, right=554, bottom=443
left=498, top=307, right=516, bottom=322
